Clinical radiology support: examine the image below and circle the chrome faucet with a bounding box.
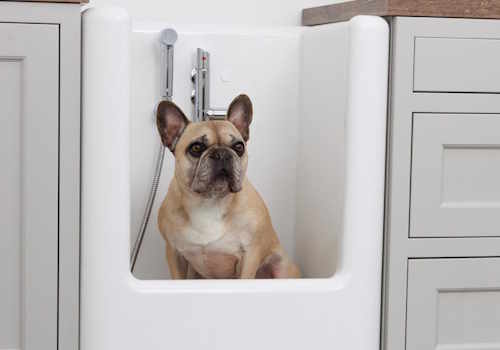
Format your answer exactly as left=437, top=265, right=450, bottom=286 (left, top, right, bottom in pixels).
left=191, top=48, right=227, bottom=121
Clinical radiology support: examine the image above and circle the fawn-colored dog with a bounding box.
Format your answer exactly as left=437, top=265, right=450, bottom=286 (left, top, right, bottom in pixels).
left=156, top=94, right=300, bottom=279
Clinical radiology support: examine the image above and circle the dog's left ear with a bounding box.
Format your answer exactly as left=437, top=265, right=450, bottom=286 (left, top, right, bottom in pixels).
left=156, top=100, right=190, bottom=152
left=227, top=94, right=253, bottom=142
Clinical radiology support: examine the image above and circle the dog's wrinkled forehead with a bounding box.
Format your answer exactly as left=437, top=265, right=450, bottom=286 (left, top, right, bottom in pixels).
left=178, top=120, right=244, bottom=149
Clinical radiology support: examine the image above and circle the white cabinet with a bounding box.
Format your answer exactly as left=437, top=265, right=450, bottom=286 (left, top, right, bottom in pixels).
left=0, top=3, right=81, bottom=350
left=384, top=17, right=500, bottom=350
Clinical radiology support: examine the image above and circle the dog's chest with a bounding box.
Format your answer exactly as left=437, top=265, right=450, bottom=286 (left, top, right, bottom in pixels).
left=181, top=205, right=228, bottom=245
left=171, top=206, right=253, bottom=278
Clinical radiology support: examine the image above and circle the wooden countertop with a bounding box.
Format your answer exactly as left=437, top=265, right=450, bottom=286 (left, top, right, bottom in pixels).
left=303, top=0, right=500, bottom=26
left=2, top=0, right=88, bottom=3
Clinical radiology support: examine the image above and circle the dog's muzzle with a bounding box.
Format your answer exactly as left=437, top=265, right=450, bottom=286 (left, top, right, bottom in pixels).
left=191, top=146, right=243, bottom=196
left=210, top=148, right=233, bottom=178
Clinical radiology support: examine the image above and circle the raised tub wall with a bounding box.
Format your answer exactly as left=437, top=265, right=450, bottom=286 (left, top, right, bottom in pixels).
left=81, top=6, right=389, bottom=350
left=296, top=23, right=349, bottom=277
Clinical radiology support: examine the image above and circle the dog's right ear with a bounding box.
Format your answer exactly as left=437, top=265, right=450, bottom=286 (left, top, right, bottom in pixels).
left=156, top=100, right=190, bottom=152
left=227, top=94, right=253, bottom=142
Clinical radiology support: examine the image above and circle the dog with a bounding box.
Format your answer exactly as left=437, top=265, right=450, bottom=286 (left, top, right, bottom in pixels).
left=156, top=94, right=301, bottom=279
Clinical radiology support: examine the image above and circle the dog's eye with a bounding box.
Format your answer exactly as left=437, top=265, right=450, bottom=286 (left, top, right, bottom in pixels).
left=188, top=142, right=206, bottom=157
left=232, top=142, right=245, bottom=156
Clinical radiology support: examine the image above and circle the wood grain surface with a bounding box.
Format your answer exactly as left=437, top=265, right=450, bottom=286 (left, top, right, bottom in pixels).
left=303, top=0, right=500, bottom=25
left=1, top=0, right=88, bottom=4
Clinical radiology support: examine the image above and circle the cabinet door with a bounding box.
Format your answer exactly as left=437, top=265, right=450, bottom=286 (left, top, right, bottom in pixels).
left=0, top=23, right=59, bottom=350
left=407, top=258, right=500, bottom=350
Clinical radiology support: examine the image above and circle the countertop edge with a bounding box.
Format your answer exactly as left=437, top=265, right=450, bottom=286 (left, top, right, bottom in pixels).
left=303, top=0, right=500, bottom=26
left=1, top=0, right=88, bottom=4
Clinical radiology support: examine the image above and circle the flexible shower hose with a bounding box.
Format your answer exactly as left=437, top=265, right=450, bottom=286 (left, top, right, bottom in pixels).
left=130, top=143, right=165, bottom=272
left=130, top=28, right=177, bottom=273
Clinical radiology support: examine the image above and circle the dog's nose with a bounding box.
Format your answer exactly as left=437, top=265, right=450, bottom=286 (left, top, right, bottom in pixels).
left=209, top=148, right=231, bottom=162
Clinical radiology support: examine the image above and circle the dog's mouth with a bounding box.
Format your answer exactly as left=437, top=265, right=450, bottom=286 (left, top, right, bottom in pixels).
left=209, top=168, right=243, bottom=195
left=190, top=155, right=243, bottom=196
left=215, top=168, right=231, bottom=179
left=212, top=169, right=232, bottom=189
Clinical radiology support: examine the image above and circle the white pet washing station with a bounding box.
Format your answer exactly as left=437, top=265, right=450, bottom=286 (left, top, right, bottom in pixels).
left=81, top=6, right=389, bottom=350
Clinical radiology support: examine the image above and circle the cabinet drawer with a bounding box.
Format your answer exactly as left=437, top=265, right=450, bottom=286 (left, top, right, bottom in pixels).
left=414, top=37, right=500, bottom=93
left=407, top=258, right=500, bottom=350
left=410, top=114, right=500, bottom=238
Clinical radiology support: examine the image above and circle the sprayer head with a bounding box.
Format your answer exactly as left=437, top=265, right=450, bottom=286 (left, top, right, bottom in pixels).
left=160, top=28, right=178, bottom=47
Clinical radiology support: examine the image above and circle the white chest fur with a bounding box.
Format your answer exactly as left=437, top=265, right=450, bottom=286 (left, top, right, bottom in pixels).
left=181, top=204, right=226, bottom=246
left=169, top=203, right=254, bottom=256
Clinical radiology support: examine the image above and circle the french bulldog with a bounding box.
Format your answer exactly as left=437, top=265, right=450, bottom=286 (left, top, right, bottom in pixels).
left=156, top=94, right=301, bottom=279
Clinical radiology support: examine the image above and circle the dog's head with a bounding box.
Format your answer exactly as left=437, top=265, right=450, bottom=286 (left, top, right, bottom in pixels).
left=157, top=94, right=253, bottom=198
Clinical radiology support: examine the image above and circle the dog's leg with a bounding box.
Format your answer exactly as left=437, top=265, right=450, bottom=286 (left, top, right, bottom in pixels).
left=256, top=250, right=301, bottom=279
left=239, top=249, right=261, bottom=279
left=186, top=263, right=202, bottom=279
left=165, top=240, right=188, bottom=279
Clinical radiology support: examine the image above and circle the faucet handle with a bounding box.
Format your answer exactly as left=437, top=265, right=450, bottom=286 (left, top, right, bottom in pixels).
left=205, top=109, right=227, bottom=120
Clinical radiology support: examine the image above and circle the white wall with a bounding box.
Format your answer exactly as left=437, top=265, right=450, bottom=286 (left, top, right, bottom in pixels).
left=87, top=0, right=341, bottom=26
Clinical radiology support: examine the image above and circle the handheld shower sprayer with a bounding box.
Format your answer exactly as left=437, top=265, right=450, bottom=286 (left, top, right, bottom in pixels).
left=160, top=28, right=178, bottom=100
left=130, top=28, right=178, bottom=273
